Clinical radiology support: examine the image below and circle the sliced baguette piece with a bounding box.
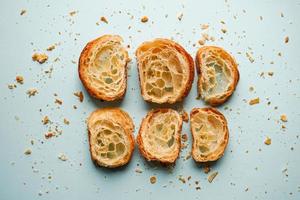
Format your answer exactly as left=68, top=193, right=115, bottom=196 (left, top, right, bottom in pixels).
left=79, top=35, right=130, bottom=101
left=136, top=38, right=194, bottom=104
left=190, top=108, right=229, bottom=162
left=196, top=46, right=239, bottom=106
left=137, top=108, right=182, bottom=164
left=87, top=108, right=134, bottom=168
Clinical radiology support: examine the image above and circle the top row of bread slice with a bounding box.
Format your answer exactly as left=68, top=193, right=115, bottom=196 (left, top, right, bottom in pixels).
left=79, top=34, right=239, bottom=106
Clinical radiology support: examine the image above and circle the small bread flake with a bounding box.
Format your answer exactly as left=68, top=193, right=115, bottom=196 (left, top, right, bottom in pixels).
left=268, top=72, right=274, bottom=76
left=26, top=88, right=38, bottom=97
left=201, top=24, right=209, bottom=30
left=63, top=118, right=70, bottom=125
left=177, top=12, right=183, bottom=21
left=135, top=168, right=143, bottom=173
left=249, top=97, right=260, bottom=105
left=178, top=176, right=186, bottom=184
left=100, top=16, right=108, bottom=24
left=8, top=84, right=16, bottom=89
left=16, top=76, right=24, bottom=84
left=280, top=114, right=288, bottom=122
left=208, top=171, right=218, bottom=183
left=42, top=116, right=50, bottom=125
left=74, top=91, right=84, bottom=102
left=69, top=11, right=77, bottom=16
left=246, top=52, right=254, bottom=63
left=150, top=176, right=157, bottom=184
left=284, top=36, right=289, bottom=44
left=198, top=39, right=205, bottom=46
left=55, top=98, right=63, bottom=105
left=24, top=148, right=32, bottom=155
left=221, top=28, right=227, bottom=33
left=58, top=153, right=68, bottom=161
left=203, top=166, right=211, bottom=174
left=140, top=16, right=149, bottom=23
left=32, top=53, right=48, bottom=64
left=181, top=111, right=189, bottom=122
left=20, top=9, right=26, bottom=15
left=46, top=45, right=55, bottom=51
left=264, top=137, right=271, bottom=145
left=45, top=132, right=55, bottom=139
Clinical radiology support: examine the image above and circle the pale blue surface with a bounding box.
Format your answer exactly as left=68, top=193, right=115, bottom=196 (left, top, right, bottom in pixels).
left=0, top=0, right=299, bottom=199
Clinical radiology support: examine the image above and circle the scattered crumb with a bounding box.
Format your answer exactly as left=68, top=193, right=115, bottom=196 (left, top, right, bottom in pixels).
left=42, top=116, right=50, bottom=125
left=135, top=168, right=143, bottom=173
left=63, top=118, right=70, bottom=125
left=201, top=24, right=209, bottom=30
left=208, top=171, right=218, bottom=183
left=74, top=91, right=84, bottom=102
left=69, top=11, right=77, bottom=16
left=26, top=88, right=38, bottom=97
left=221, top=28, right=227, bottom=33
left=249, top=86, right=254, bottom=92
left=150, top=176, right=157, bottom=184
left=140, top=16, right=149, bottom=23
left=32, top=53, right=48, bottom=64
left=264, top=137, right=272, bottom=145
left=20, top=9, right=26, bottom=16
left=177, top=12, right=183, bottom=21
left=181, top=111, right=189, bottom=122
left=55, top=99, right=63, bottom=105
left=203, top=166, right=211, bottom=174
left=178, top=176, right=186, bottom=184
left=16, top=76, right=24, bottom=84
left=58, top=153, right=68, bottom=161
left=45, top=132, right=55, bottom=139
left=8, top=84, right=17, bottom=89
left=46, top=45, right=55, bottom=51
left=284, top=36, right=289, bottom=44
left=249, top=98, right=260, bottom=105
left=198, top=39, right=205, bottom=46
left=268, top=72, right=274, bottom=76
left=24, top=149, right=32, bottom=155
left=185, top=151, right=192, bottom=160
left=280, top=114, right=288, bottom=122
left=246, top=52, right=254, bottom=63
left=100, top=16, right=108, bottom=24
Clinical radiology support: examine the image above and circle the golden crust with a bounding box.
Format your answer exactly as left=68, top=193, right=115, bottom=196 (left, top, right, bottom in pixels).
left=87, top=108, right=135, bottom=168
left=137, top=108, right=182, bottom=164
left=79, top=35, right=130, bottom=101
left=190, top=107, right=229, bottom=162
left=195, top=46, right=239, bottom=106
left=136, top=38, right=194, bottom=104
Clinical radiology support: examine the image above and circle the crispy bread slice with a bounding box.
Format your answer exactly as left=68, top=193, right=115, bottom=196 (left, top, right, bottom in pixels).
left=190, top=108, right=229, bottom=162
left=79, top=35, right=129, bottom=101
left=196, top=46, right=239, bottom=106
left=136, top=39, right=194, bottom=104
left=87, top=108, right=134, bottom=168
left=137, top=108, right=182, bottom=164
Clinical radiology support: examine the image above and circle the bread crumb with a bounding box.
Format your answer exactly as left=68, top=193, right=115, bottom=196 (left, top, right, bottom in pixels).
left=249, top=98, right=260, bottom=105
left=45, top=132, right=55, bottom=139
left=198, top=39, right=205, bottom=46
left=24, top=148, right=32, bottom=155
left=58, top=153, right=68, bottom=161
left=249, top=86, right=254, bottom=92
left=221, top=28, right=227, bottom=33
left=135, top=168, right=143, bottom=173
left=32, top=53, right=48, bottom=64
left=74, top=91, right=84, bottom=102
left=177, top=12, right=183, bottom=21
left=280, top=114, right=288, bottom=122
left=264, top=137, right=271, bottom=145
left=246, top=52, right=254, bottom=63
left=181, top=134, right=188, bottom=142
left=16, top=76, right=24, bottom=84
left=26, top=88, right=38, bottom=97
left=268, top=72, right=274, bottom=76
left=8, top=84, right=17, bottom=89
left=150, top=176, right=157, bottom=184
left=69, top=11, right=77, bottom=16
left=285, top=36, right=289, bottom=44
left=178, top=176, right=186, bottom=184
left=63, top=118, right=70, bottom=125
left=203, top=166, right=211, bottom=174
left=201, top=24, right=209, bottom=30
left=100, top=16, right=108, bottom=24
left=20, top=9, right=26, bottom=15
left=140, top=16, right=149, bottom=23
left=208, top=171, right=218, bottom=183
left=42, top=116, right=50, bottom=125
left=55, top=98, right=63, bottom=105
left=46, top=45, right=55, bottom=51
left=182, top=111, right=189, bottom=122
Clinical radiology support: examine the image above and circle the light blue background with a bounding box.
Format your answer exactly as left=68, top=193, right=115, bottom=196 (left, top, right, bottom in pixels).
left=0, top=0, right=299, bottom=199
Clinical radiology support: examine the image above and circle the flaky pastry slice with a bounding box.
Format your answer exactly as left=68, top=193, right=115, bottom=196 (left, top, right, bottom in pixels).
left=137, top=109, right=182, bottom=164
left=87, top=108, right=134, bottom=168
left=196, top=46, right=239, bottom=106
left=79, top=35, right=130, bottom=101
left=136, top=39, right=194, bottom=104
left=190, top=108, right=229, bottom=162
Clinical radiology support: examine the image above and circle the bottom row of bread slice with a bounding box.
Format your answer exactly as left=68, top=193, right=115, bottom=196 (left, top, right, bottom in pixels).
left=88, top=107, right=229, bottom=168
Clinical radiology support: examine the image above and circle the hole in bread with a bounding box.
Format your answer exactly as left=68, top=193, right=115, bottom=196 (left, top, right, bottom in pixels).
left=199, top=145, right=209, bottom=153
left=108, top=143, right=115, bottom=151
left=105, top=77, right=113, bottom=84
left=116, top=143, right=125, bottom=155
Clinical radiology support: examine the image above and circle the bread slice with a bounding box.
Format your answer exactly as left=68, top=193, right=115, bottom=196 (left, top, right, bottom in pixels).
left=190, top=108, right=229, bottom=162
left=87, top=108, right=135, bottom=168
left=136, top=39, right=194, bottom=104
left=195, top=46, right=239, bottom=106
left=137, top=108, right=182, bottom=164
left=79, top=35, right=130, bottom=101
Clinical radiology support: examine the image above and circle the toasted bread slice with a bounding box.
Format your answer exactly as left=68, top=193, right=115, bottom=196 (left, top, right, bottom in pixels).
left=196, top=46, right=239, bottom=106
left=137, top=108, right=182, bottom=164
left=79, top=35, right=130, bottom=101
left=87, top=108, right=134, bottom=168
left=136, top=39, right=194, bottom=104
left=190, top=108, right=229, bottom=162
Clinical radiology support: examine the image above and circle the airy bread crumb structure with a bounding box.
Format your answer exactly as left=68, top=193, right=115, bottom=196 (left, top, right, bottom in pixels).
left=190, top=108, right=229, bottom=162
left=136, top=38, right=194, bottom=104
left=79, top=35, right=130, bottom=101
left=137, top=108, right=182, bottom=164
left=87, top=108, right=134, bottom=168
